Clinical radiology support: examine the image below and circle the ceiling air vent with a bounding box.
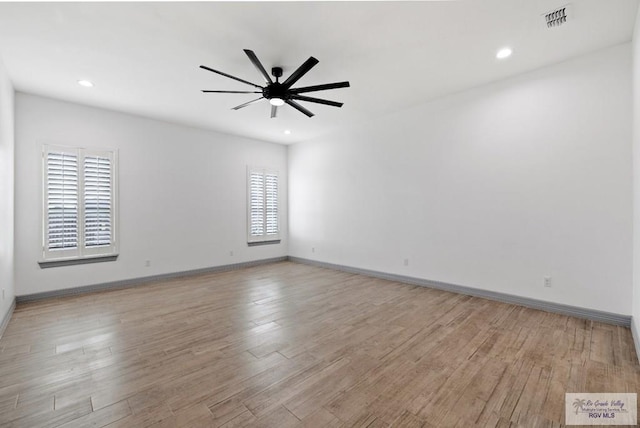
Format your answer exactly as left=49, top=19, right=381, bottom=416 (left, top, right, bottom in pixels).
left=544, top=4, right=571, bottom=28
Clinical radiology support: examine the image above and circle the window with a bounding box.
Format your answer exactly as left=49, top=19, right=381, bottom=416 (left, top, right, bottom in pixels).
left=42, top=145, right=118, bottom=262
left=247, top=167, right=279, bottom=244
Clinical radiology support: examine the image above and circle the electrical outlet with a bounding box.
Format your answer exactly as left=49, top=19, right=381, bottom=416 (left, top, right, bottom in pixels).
left=145, top=260, right=151, bottom=267
left=2, top=289, right=4, bottom=300
left=229, top=250, right=234, bottom=256
left=311, top=247, right=315, bottom=253
left=544, top=276, right=552, bottom=287
left=403, top=259, right=409, bottom=266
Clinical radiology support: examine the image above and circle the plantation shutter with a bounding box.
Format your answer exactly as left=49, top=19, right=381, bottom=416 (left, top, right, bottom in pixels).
left=248, top=168, right=279, bottom=243
left=84, top=155, right=112, bottom=248
left=45, top=150, right=79, bottom=256
left=265, top=173, right=278, bottom=236
left=249, top=172, right=265, bottom=237
left=43, top=145, right=118, bottom=261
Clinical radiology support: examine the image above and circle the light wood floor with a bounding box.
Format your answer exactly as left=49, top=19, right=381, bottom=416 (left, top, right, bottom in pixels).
left=0, top=261, right=638, bottom=427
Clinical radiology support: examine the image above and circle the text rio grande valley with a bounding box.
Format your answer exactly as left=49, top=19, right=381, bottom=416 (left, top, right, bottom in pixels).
left=581, top=399, right=628, bottom=419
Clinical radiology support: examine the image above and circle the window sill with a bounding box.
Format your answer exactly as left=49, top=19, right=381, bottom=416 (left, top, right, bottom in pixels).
left=38, top=254, right=119, bottom=269
left=247, top=240, right=281, bottom=247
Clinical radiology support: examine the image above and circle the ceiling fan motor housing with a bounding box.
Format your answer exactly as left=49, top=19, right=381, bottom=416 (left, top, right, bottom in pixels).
left=263, top=67, right=286, bottom=101
left=263, top=82, right=287, bottom=101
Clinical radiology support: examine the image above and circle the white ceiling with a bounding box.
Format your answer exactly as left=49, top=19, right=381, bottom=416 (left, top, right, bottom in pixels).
left=0, top=0, right=637, bottom=144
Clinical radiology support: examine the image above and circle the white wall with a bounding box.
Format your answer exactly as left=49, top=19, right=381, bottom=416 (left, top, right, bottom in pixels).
left=0, top=58, right=14, bottom=324
left=632, top=8, right=640, bottom=354
left=289, top=43, right=633, bottom=315
left=14, top=93, right=287, bottom=296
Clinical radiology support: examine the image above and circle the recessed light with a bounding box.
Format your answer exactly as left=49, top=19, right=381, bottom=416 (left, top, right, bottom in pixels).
left=284, top=130, right=291, bottom=135
left=77, top=80, right=94, bottom=88
left=496, top=48, right=513, bottom=59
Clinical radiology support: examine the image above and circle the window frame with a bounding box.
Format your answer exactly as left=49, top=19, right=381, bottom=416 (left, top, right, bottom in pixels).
left=247, top=166, right=280, bottom=244
left=41, top=144, right=119, bottom=263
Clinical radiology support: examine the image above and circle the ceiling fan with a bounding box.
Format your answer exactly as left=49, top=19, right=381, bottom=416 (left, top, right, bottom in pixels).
left=200, top=49, right=350, bottom=118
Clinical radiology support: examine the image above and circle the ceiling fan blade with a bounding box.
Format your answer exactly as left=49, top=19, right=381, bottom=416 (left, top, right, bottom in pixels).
left=290, top=95, right=343, bottom=108
left=200, top=65, right=263, bottom=89
left=232, top=97, right=265, bottom=110
left=244, top=49, right=273, bottom=84
left=286, top=100, right=314, bottom=117
left=289, top=81, right=350, bottom=94
left=201, top=90, right=262, bottom=93
left=270, top=105, right=278, bottom=119
left=282, top=57, right=319, bottom=88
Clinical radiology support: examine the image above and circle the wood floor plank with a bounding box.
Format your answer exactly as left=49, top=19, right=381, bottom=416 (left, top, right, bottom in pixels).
left=205, top=353, right=319, bottom=421
left=149, top=402, right=215, bottom=428
left=300, top=407, right=342, bottom=427
left=102, top=402, right=173, bottom=428
left=2, top=398, right=92, bottom=428
left=218, top=408, right=257, bottom=428
left=0, top=261, right=638, bottom=427
left=56, top=399, right=131, bottom=428
left=248, top=405, right=300, bottom=428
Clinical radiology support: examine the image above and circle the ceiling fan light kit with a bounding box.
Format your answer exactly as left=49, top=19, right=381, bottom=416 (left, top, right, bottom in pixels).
left=200, top=49, right=350, bottom=118
left=269, top=98, right=285, bottom=107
